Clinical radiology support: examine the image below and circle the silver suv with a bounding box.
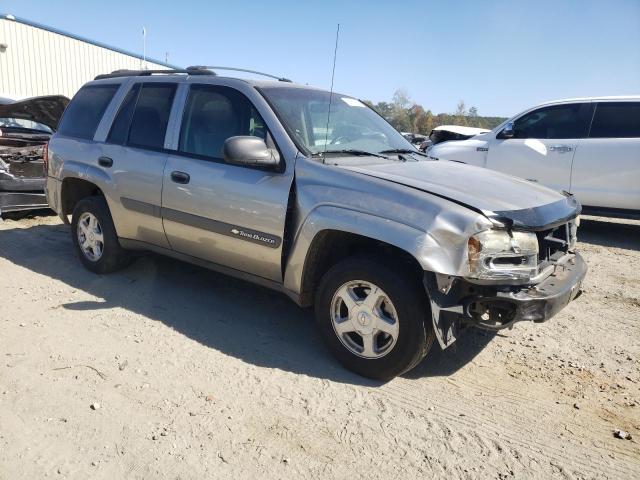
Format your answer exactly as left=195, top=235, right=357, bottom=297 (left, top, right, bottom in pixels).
left=46, top=67, right=587, bottom=380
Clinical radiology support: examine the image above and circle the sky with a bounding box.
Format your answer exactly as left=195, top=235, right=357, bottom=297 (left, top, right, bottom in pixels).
left=2, top=0, right=639, bottom=116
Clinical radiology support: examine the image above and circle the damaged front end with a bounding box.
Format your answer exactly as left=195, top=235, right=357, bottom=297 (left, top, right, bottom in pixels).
left=425, top=215, right=586, bottom=349
left=0, top=95, right=69, bottom=214
left=0, top=144, right=49, bottom=213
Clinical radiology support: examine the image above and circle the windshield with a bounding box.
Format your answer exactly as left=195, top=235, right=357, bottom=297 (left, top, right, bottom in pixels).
left=260, top=87, right=414, bottom=156
left=0, top=117, right=52, bottom=133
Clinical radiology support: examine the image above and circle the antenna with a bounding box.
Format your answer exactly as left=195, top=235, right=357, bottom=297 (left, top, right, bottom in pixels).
left=142, top=26, right=147, bottom=70
left=322, top=24, right=340, bottom=162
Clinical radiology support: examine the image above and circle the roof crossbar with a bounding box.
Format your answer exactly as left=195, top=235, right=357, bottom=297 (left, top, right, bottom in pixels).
left=187, top=65, right=292, bottom=82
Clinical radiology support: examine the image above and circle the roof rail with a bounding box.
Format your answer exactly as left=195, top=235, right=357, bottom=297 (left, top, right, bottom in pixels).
left=187, top=66, right=292, bottom=82
left=94, top=68, right=215, bottom=80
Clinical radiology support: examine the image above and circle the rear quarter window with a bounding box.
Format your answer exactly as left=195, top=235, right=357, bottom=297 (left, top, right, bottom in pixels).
left=57, top=84, right=119, bottom=140
left=589, top=102, right=640, bottom=138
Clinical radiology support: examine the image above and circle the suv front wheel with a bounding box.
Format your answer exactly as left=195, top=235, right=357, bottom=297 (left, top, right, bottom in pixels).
left=71, top=196, right=130, bottom=274
left=315, top=257, right=435, bottom=380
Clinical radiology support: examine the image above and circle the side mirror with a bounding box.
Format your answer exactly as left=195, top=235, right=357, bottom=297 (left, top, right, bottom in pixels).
left=499, top=122, right=515, bottom=139
left=223, top=136, right=280, bottom=168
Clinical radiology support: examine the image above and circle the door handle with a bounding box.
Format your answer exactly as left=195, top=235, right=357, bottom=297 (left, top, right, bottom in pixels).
left=170, top=171, right=190, bottom=184
left=549, top=145, right=573, bottom=153
left=98, top=156, right=113, bottom=167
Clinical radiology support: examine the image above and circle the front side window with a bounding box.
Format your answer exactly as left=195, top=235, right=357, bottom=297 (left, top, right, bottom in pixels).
left=57, top=85, right=119, bottom=139
left=179, top=85, right=266, bottom=159
left=589, top=102, right=640, bottom=138
left=127, top=84, right=176, bottom=149
left=260, top=87, right=414, bottom=156
left=512, top=103, right=591, bottom=139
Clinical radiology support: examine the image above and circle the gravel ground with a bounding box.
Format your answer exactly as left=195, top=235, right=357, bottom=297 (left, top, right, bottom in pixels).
left=0, top=213, right=638, bottom=479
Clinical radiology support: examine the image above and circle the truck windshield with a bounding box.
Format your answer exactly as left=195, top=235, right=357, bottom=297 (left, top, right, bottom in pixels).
left=0, top=117, right=52, bottom=133
left=260, top=87, right=414, bottom=156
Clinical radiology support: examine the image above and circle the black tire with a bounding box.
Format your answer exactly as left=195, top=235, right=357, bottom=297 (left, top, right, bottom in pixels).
left=71, top=196, right=130, bottom=274
left=315, top=257, right=435, bottom=380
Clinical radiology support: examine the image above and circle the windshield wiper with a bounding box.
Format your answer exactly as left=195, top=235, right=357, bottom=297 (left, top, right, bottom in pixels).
left=379, top=148, right=428, bottom=157
left=316, top=149, right=389, bottom=159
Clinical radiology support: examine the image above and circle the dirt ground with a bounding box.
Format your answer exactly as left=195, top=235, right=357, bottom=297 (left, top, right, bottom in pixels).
left=0, top=212, right=638, bottom=479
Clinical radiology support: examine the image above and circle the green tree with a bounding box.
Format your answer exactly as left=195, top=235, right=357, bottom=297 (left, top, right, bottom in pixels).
left=361, top=92, right=507, bottom=133
left=415, top=109, right=433, bottom=135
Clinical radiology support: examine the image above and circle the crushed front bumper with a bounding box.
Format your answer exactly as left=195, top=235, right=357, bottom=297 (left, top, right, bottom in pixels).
left=425, top=253, right=587, bottom=348
left=466, top=252, right=587, bottom=326
left=0, top=173, right=47, bottom=214
left=0, top=191, right=48, bottom=213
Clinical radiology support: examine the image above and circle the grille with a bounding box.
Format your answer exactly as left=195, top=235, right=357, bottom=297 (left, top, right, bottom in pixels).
left=536, top=222, right=573, bottom=268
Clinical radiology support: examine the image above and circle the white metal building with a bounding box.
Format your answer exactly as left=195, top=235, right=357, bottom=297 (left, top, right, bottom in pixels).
left=0, top=13, right=177, bottom=99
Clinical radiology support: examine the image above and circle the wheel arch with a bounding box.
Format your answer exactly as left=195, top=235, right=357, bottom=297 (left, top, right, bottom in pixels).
left=283, top=206, right=430, bottom=307
left=60, top=176, right=105, bottom=219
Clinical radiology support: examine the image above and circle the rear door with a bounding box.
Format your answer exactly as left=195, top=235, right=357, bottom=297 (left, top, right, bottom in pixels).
left=486, top=102, right=593, bottom=192
left=569, top=101, right=640, bottom=211
left=161, top=84, right=293, bottom=282
left=98, top=81, right=177, bottom=248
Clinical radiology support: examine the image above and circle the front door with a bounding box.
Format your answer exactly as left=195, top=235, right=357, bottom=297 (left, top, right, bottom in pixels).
left=486, top=102, right=593, bottom=193
left=161, top=84, right=293, bottom=282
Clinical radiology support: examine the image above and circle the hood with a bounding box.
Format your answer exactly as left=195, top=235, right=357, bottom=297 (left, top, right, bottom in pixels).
left=432, top=125, right=490, bottom=136
left=0, top=95, right=69, bottom=131
left=341, top=160, right=580, bottom=230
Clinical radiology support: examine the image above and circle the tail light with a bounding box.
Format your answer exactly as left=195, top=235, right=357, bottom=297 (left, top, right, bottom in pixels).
left=43, top=142, right=49, bottom=175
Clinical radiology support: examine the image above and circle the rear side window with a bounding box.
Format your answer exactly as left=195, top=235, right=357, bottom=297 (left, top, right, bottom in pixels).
left=57, top=85, right=118, bottom=139
left=178, top=85, right=266, bottom=159
left=513, top=103, right=591, bottom=139
left=107, top=84, right=140, bottom=144
left=127, top=84, right=176, bottom=149
left=589, top=102, right=640, bottom=138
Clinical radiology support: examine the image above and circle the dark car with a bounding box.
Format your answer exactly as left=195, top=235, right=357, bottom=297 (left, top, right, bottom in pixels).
left=401, top=132, right=428, bottom=148
left=0, top=95, right=69, bottom=214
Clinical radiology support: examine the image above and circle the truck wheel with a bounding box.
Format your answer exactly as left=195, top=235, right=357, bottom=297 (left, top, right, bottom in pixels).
left=71, top=196, right=130, bottom=274
left=315, top=257, right=435, bottom=380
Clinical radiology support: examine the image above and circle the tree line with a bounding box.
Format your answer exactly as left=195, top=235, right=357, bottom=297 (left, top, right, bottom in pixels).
left=363, top=89, right=507, bottom=135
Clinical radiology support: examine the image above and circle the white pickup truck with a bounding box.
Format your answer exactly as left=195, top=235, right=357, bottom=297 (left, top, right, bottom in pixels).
left=427, top=96, right=640, bottom=219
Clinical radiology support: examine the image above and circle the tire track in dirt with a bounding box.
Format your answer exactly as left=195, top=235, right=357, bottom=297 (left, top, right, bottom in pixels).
left=376, top=378, right=638, bottom=478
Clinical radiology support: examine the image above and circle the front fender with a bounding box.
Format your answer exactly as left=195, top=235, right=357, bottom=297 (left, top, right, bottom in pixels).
left=283, top=204, right=464, bottom=295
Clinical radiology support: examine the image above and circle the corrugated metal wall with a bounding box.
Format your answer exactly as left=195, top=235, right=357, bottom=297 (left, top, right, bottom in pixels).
left=0, top=18, right=169, bottom=99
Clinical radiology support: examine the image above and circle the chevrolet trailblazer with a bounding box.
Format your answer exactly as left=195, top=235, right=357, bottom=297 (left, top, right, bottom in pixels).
left=46, top=67, right=586, bottom=379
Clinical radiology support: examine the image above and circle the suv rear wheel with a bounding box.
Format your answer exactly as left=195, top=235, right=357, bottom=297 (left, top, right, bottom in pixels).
left=71, top=196, right=130, bottom=274
left=315, top=257, right=435, bottom=380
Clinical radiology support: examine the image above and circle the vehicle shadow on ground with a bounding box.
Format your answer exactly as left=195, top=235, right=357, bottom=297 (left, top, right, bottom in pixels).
left=579, top=218, right=640, bottom=251
left=1, top=222, right=493, bottom=386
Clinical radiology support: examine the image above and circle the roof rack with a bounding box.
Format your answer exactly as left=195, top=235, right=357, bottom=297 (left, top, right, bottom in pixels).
left=93, top=66, right=292, bottom=83
left=94, top=68, right=215, bottom=80
left=187, top=66, right=292, bottom=83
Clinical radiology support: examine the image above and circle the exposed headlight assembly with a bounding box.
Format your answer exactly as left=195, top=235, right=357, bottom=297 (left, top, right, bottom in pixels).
left=468, top=229, right=539, bottom=281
